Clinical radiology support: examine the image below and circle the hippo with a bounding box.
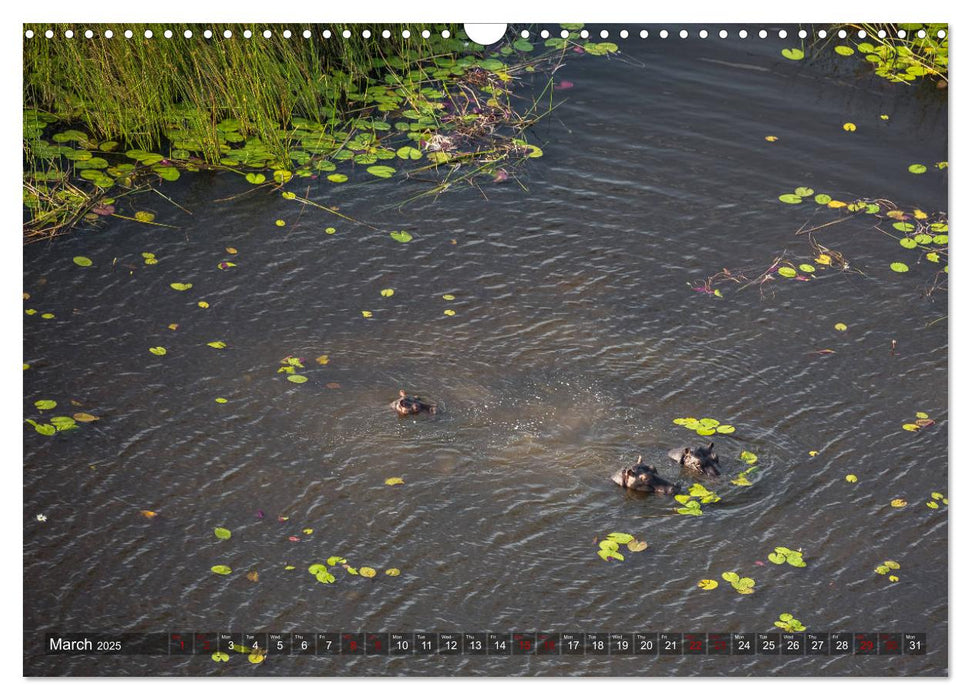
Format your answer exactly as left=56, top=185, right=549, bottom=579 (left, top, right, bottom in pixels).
left=611, top=456, right=678, bottom=494
left=668, top=442, right=721, bottom=477
left=391, top=389, right=437, bottom=417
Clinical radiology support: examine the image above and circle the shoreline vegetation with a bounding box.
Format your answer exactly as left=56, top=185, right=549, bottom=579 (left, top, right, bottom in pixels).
left=22, top=23, right=946, bottom=242
left=23, top=23, right=616, bottom=241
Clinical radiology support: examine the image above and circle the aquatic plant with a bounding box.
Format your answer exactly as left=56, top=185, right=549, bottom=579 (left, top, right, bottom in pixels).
left=277, top=355, right=308, bottom=384
left=674, top=495, right=702, bottom=516
left=596, top=531, right=647, bottom=561
left=926, top=491, right=947, bottom=509
left=731, top=466, right=757, bottom=487
left=767, top=546, right=806, bottom=568
left=829, top=23, right=948, bottom=86
left=698, top=189, right=948, bottom=299
left=774, top=613, right=806, bottom=632
left=674, top=485, right=720, bottom=516
left=874, top=559, right=901, bottom=582
left=902, top=411, right=935, bottom=432
left=721, top=571, right=756, bottom=595
left=24, top=24, right=615, bottom=239
left=672, top=416, right=736, bottom=436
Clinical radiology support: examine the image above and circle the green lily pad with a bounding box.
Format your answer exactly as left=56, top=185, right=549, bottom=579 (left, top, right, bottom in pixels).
left=50, top=416, right=77, bottom=431
left=814, top=194, right=832, bottom=204
left=26, top=420, right=56, bottom=436
left=606, top=532, right=634, bottom=544
left=890, top=262, right=910, bottom=273
left=72, top=256, right=93, bottom=267
left=149, top=346, right=167, bottom=356
left=34, top=399, right=57, bottom=410
left=211, top=565, right=233, bottom=575
left=777, top=266, right=797, bottom=278
left=793, top=186, right=814, bottom=197
left=599, top=540, right=619, bottom=552
left=287, top=375, right=308, bottom=384
left=170, top=282, right=193, bottom=291
left=834, top=45, right=855, bottom=56
left=207, top=341, right=227, bottom=349
left=899, top=238, right=917, bottom=249
left=908, top=163, right=927, bottom=174
left=396, top=146, right=422, bottom=160
left=214, top=527, right=232, bottom=540
left=366, top=165, right=396, bottom=178
left=390, top=230, right=413, bottom=243
left=715, top=424, right=735, bottom=434
left=781, top=48, right=805, bottom=60
left=778, top=194, right=803, bottom=204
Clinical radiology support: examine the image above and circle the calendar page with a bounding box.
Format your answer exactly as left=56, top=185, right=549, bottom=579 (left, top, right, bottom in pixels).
left=21, top=17, right=948, bottom=678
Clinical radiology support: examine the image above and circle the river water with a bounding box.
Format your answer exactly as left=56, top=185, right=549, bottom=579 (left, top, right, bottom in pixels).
left=23, top=26, right=948, bottom=676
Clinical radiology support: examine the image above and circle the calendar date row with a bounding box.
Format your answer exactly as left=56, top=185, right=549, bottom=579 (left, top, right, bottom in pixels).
left=46, top=632, right=926, bottom=656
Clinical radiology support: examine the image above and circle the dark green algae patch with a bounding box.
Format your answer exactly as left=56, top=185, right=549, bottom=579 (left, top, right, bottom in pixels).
left=23, top=24, right=619, bottom=240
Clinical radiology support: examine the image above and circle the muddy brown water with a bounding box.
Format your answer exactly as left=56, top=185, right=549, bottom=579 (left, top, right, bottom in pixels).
left=24, top=27, right=947, bottom=676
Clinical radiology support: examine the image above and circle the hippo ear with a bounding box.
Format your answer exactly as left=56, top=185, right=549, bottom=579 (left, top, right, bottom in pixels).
left=636, top=455, right=643, bottom=465
left=707, top=442, right=714, bottom=452
left=399, top=390, right=406, bottom=397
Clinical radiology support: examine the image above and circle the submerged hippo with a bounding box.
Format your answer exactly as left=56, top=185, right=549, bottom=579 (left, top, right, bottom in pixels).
left=668, top=442, right=721, bottom=477
left=611, top=456, right=678, bottom=495
left=391, top=389, right=437, bottom=417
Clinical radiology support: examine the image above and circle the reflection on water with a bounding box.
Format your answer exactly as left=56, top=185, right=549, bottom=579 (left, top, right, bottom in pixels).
left=24, top=29, right=947, bottom=676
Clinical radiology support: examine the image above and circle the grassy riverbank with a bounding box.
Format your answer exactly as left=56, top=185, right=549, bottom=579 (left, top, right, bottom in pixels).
left=23, top=24, right=592, bottom=239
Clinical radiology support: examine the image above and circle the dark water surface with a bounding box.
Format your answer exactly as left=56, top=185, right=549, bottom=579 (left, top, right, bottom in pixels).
left=24, top=29, right=948, bottom=676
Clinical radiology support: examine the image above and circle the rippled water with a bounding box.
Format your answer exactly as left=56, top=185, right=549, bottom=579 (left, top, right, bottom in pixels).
left=24, top=28, right=948, bottom=676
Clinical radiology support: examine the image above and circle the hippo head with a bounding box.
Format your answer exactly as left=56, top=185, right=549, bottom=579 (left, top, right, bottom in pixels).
left=674, top=442, right=721, bottom=477
left=622, top=457, right=678, bottom=494
left=392, top=390, right=437, bottom=417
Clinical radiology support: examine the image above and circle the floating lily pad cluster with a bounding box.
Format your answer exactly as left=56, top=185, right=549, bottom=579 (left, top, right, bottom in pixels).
left=902, top=411, right=936, bottom=432
left=926, top=491, right=948, bottom=510
left=829, top=24, right=948, bottom=84
left=780, top=189, right=949, bottom=277
left=886, top=211, right=948, bottom=274
left=774, top=612, right=806, bottom=632
left=721, top=571, right=756, bottom=595
left=596, top=531, right=648, bottom=562
left=731, top=466, right=758, bottom=487
left=674, top=484, right=721, bottom=517
left=767, top=546, right=807, bottom=568
left=672, top=416, right=736, bottom=436
left=308, top=557, right=400, bottom=584
left=874, top=560, right=901, bottom=582
left=24, top=307, right=56, bottom=320
left=25, top=398, right=97, bottom=436
left=277, top=355, right=308, bottom=384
